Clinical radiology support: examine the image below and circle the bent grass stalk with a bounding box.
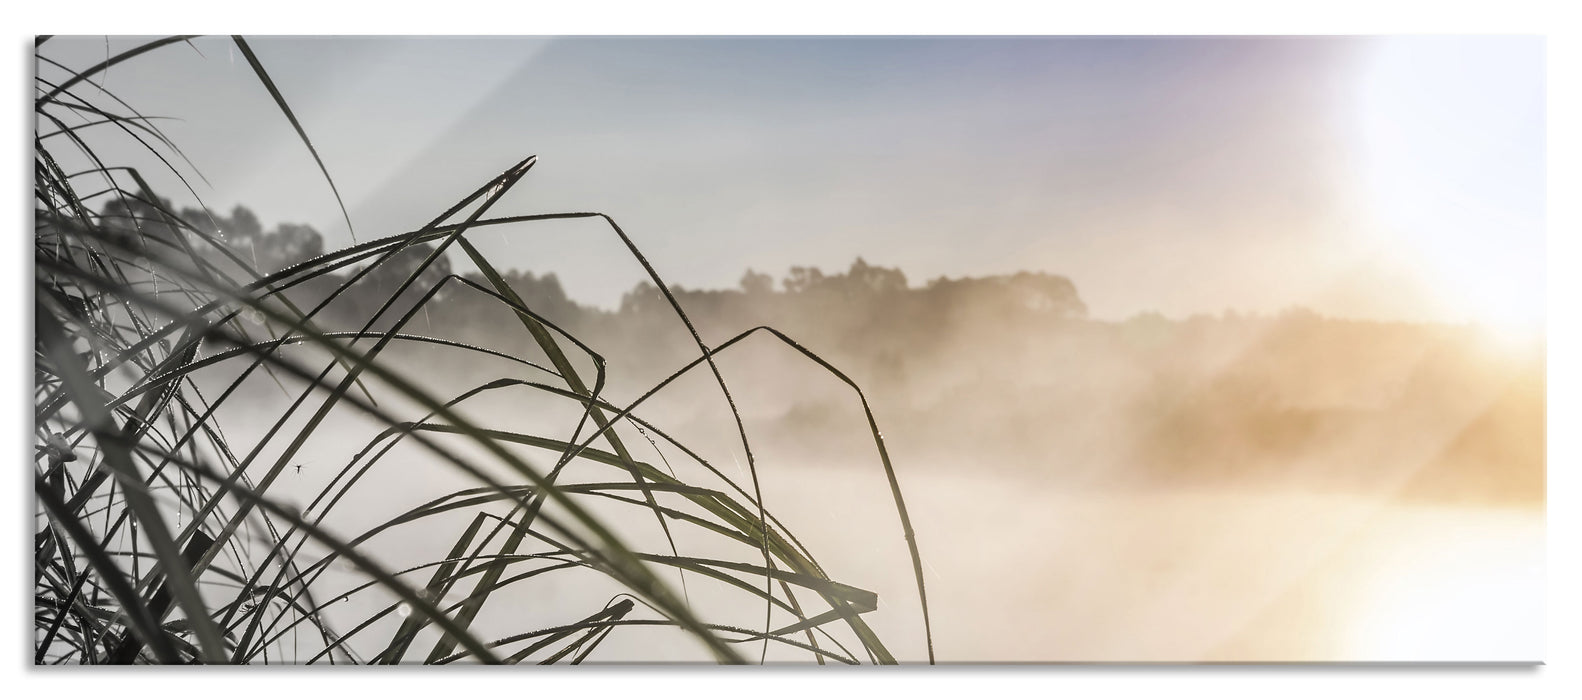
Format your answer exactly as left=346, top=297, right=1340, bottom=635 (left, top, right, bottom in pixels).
left=34, top=35, right=933, bottom=665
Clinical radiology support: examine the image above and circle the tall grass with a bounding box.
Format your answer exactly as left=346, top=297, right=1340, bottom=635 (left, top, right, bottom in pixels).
left=33, top=35, right=932, bottom=665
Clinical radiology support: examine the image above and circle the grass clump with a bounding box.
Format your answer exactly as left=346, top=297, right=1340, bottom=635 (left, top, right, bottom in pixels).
left=33, top=35, right=932, bottom=665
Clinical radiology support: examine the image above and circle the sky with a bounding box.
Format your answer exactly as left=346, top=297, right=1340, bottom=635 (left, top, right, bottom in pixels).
left=38, top=35, right=1545, bottom=326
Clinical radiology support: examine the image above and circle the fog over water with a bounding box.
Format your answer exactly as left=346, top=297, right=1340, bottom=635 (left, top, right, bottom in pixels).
left=35, top=34, right=1544, bottom=664
left=196, top=266, right=1544, bottom=661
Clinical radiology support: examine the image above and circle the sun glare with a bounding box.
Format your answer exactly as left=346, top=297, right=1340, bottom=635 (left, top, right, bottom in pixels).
left=1352, top=37, right=1545, bottom=334
left=1345, top=509, right=1543, bottom=661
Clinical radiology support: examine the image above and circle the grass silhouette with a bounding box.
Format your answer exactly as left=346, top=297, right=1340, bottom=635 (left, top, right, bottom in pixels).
left=33, top=35, right=932, bottom=665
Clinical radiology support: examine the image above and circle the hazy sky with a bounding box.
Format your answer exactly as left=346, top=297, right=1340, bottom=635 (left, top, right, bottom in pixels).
left=40, top=36, right=1544, bottom=324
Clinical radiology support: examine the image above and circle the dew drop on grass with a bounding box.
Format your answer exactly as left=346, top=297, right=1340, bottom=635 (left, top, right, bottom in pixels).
left=396, top=603, right=412, bottom=618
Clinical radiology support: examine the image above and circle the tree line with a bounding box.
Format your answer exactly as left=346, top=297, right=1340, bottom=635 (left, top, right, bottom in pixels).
left=99, top=200, right=1543, bottom=505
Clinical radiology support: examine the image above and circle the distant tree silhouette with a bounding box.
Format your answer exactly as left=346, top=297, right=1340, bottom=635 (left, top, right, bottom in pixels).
left=620, top=280, right=668, bottom=315
left=254, top=222, right=325, bottom=272
left=369, top=241, right=450, bottom=296
left=845, top=257, right=907, bottom=295
left=740, top=269, right=774, bottom=295
left=782, top=266, right=826, bottom=294
left=133, top=204, right=1532, bottom=505
left=98, top=199, right=328, bottom=278
left=329, top=240, right=453, bottom=330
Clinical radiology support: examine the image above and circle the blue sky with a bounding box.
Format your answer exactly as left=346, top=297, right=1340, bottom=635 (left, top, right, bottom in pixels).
left=39, top=35, right=1545, bottom=324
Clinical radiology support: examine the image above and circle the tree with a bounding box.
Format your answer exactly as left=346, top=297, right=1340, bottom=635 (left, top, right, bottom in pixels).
left=255, top=222, right=325, bottom=272
left=1006, top=271, right=1086, bottom=317
left=782, top=266, right=825, bottom=294
left=739, top=269, right=774, bottom=295
left=845, top=257, right=907, bottom=295
left=619, top=280, right=666, bottom=315
left=337, top=241, right=454, bottom=329
left=369, top=241, right=451, bottom=294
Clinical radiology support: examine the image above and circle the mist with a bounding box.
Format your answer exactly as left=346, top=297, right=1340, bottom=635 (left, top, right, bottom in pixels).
left=34, top=34, right=1545, bottom=666
left=193, top=249, right=1543, bottom=662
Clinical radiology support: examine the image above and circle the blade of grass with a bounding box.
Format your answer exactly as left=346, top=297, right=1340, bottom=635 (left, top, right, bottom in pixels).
left=230, top=36, right=356, bottom=242
left=38, top=298, right=229, bottom=663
